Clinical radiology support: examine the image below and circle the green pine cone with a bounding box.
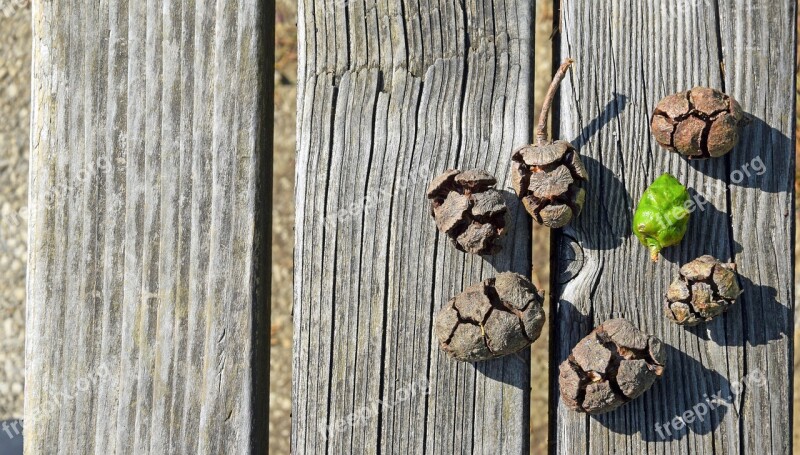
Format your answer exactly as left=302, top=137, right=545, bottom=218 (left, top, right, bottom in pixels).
left=633, top=173, right=690, bottom=261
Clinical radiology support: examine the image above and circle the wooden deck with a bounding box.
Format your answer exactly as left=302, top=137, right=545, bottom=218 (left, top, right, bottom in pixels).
left=292, top=0, right=536, bottom=452
left=551, top=0, right=795, bottom=453
left=26, top=0, right=274, bottom=453
left=24, top=0, right=795, bottom=453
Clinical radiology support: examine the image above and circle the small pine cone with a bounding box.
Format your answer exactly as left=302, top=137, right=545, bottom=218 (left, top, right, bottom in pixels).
left=665, top=255, right=742, bottom=326
left=434, top=272, right=545, bottom=362
left=426, top=169, right=509, bottom=255
left=651, top=87, right=747, bottom=158
left=559, top=319, right=665, bottom=415
left=511, top=140, right=588, bottom=228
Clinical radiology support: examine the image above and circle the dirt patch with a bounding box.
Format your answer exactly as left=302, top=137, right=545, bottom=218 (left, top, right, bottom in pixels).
left=269, top=1, right=298, bottom=453
left=0, top=3, right=31, bottom=420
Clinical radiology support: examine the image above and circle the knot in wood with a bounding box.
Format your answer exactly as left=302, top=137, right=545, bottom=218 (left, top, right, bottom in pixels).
left=556, top=233, right=584, bottom=284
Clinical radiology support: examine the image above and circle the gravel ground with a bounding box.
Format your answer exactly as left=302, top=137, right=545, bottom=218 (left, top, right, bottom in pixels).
left=530, top=3, right=555, bottom=452
left=269, top=1, right=297, bottom=453
left=0, top=3, right=31, bottom=420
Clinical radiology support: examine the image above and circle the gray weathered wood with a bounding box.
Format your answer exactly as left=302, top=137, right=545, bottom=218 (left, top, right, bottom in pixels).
left=293, top=1, right=535, bottom=453
left=26, top=1, right=274, bottom=453
left=550, top=0, right=795, bottom=453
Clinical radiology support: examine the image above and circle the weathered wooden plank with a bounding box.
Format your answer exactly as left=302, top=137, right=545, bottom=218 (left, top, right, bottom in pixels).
left=293, top=0, right=535, bottom=453
left=26, top=1, right=274, bottom=453
left=550, top=0, right=795, bottom=454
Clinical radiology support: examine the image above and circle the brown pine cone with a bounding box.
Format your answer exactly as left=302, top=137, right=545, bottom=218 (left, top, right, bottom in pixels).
left=511, top=141, right=588, bottom=228
left=651, top=87, right=747, bottom=158
left=426, top=169, right=509, bottom=255
left=665, top=255, right=742, bottom=326
left=511, top=58, right=588, bottom=229
left=434, top=272, right=545, bottom=362
left=559, top=319, right=665, bottom=415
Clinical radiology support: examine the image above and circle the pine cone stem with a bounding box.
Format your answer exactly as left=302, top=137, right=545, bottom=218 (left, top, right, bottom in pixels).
left=535, top=58, right=575, bottom=147
left=649, top=245, right=660, bottom=262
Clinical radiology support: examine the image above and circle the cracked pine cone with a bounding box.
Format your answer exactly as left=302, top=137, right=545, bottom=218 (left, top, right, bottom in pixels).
left=434, top=272, right=545, bottom=362
left=511, top=59, right=588, bottom=228
left=651, top=87, right=747, bottom=158
left=559, top=319, right=665, bottom=415
left=511, top=141, right=588, bottom=228
left=665, top=255, right=742, bottom=326
left=427, top=169, right=509, bottom=255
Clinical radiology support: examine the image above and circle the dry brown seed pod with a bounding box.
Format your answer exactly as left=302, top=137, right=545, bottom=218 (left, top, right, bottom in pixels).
left=651, top=87, right=747, bottom=158
left=559, top=319, right=665, bottom=414
left=665, top=255, right=742, bottom=326
left=434, top=272, right=545, bottom=362
left=511, top=58, right=588, bottom=228
left=427, top=169, right=509, bottom=255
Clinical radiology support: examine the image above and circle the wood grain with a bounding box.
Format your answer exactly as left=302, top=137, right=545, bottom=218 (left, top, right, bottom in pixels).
left=550, top=0, right=795, bottom=453
left=293, top=0, right=535, bottom=453
left=26, top=1, right=274, bottom=453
